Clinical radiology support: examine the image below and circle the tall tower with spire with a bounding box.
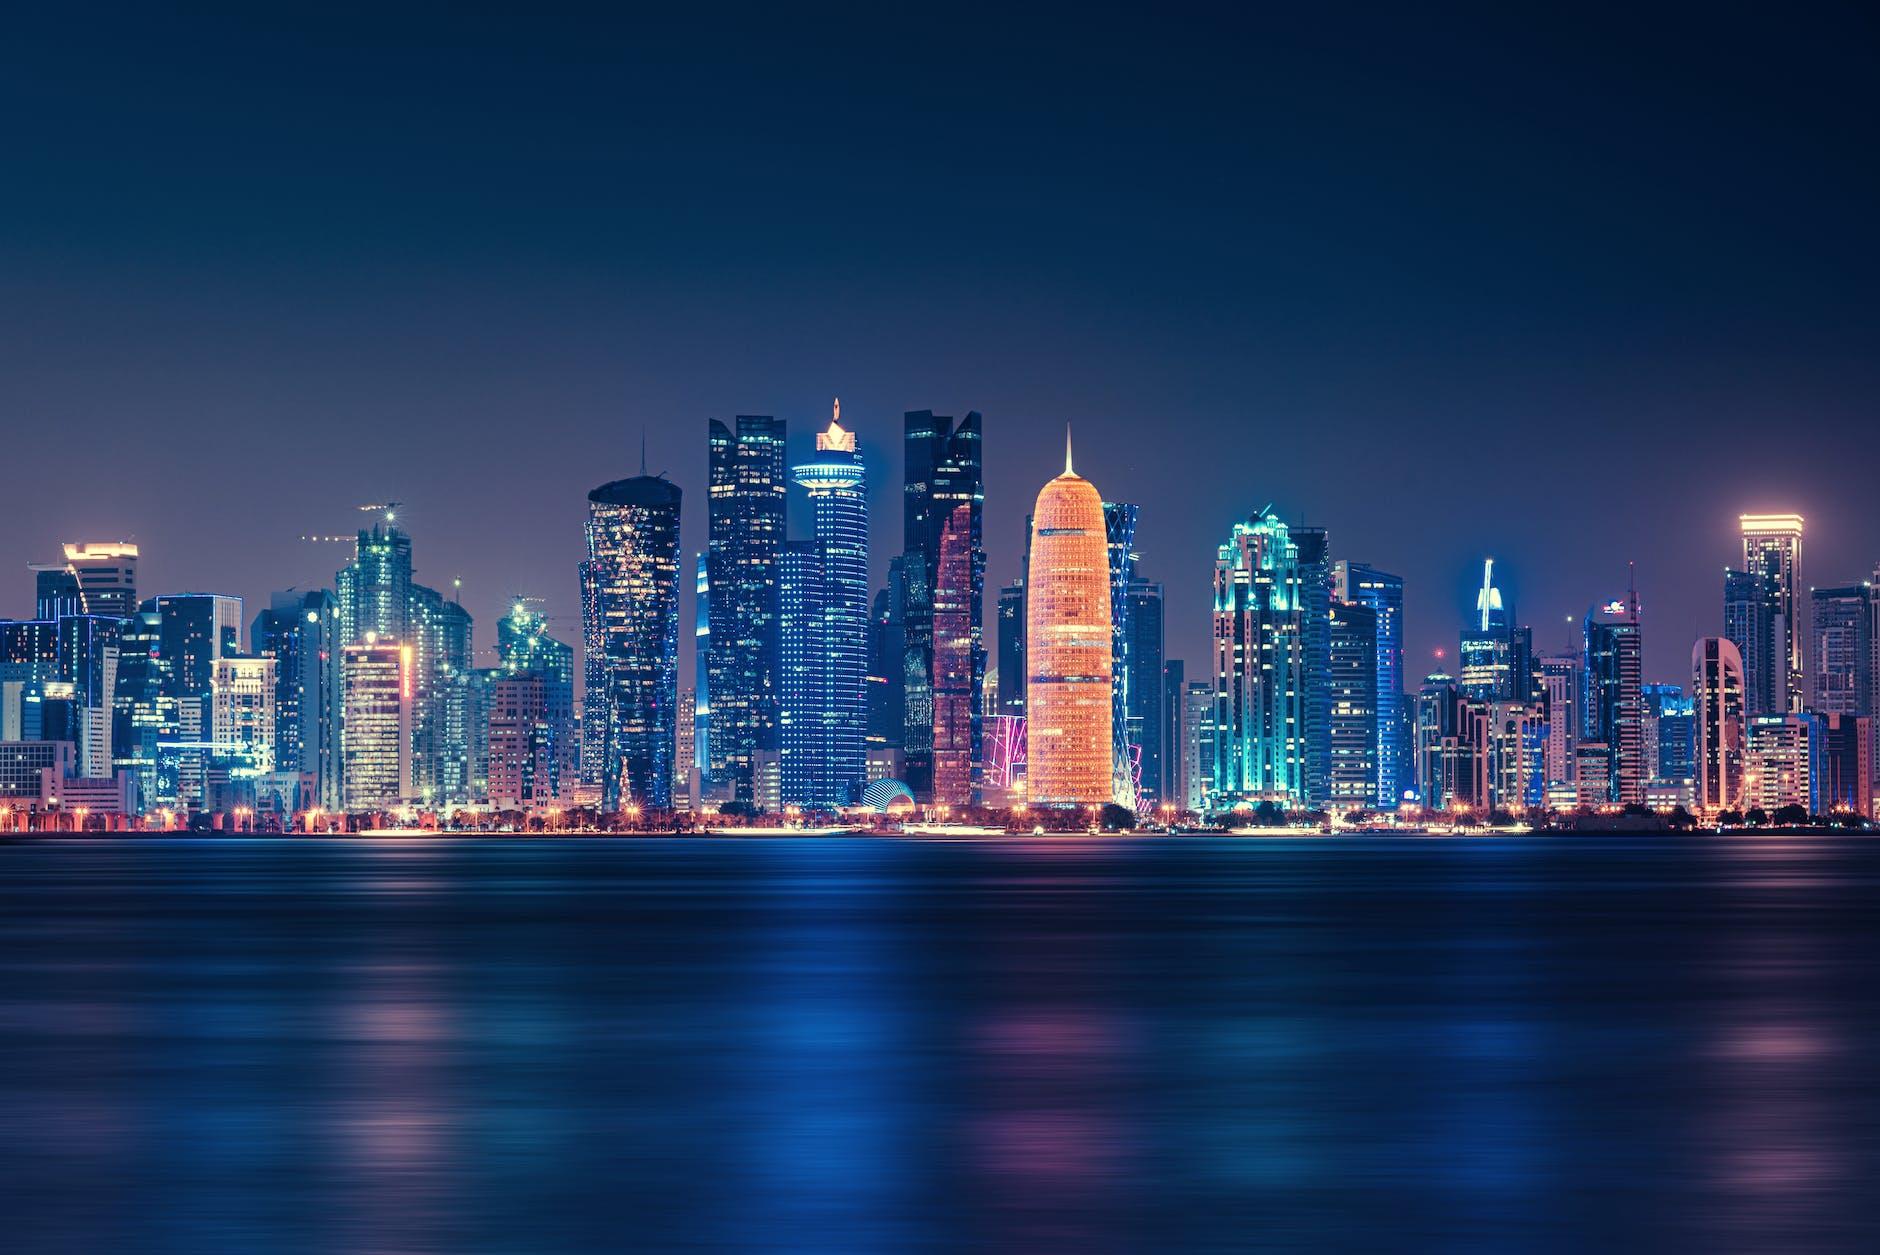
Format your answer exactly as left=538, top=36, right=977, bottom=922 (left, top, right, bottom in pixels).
left=1025, top=428, right=1114, bottom=805
left=782, top=400, right=870, bottom=807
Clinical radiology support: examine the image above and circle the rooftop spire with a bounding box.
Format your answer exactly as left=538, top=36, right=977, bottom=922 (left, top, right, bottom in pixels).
left=1065, top=423, right=1074, bottom=476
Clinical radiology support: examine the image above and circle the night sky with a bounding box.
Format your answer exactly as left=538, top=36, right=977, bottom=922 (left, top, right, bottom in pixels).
left=5, top=4, right=1877, bottom=687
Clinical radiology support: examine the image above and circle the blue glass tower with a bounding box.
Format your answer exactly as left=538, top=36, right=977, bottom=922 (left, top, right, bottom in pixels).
left=583, top=472, right=683, bottom=810
left=1336, top=562, right=1406, bottom=808
left=1103, top=501, right=1139, bottom=801
left=707, top=415, right=786, bottom=803
left=782, top=404, right=869, bottom=808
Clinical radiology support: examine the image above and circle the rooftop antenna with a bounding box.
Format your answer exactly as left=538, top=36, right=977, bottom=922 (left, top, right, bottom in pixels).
left=1064, top=423, right=1074, bottom=476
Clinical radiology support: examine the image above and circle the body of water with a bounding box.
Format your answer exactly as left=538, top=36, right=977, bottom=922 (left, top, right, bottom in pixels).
left=1, top=835, right=1876, bottom=1252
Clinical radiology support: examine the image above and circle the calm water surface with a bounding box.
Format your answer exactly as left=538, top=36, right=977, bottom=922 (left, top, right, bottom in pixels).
left=1, top=835, right=1877, bottom=1252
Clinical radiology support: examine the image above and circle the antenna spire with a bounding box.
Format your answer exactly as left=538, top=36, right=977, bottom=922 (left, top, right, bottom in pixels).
left=1065, top=423, right=1074, bottom=476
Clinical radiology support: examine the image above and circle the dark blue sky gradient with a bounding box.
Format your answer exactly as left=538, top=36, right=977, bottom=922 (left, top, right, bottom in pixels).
left=4, top=3, right=1877, bottom=684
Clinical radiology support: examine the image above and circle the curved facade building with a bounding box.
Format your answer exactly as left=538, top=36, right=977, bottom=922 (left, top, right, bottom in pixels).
left=583, top=474, right=682, bottom=811
left=1025, top=436, right=1113, bottom=805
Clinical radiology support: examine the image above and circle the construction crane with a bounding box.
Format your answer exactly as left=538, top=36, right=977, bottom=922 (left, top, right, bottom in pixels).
left=358, top=500, right=403, bottom=523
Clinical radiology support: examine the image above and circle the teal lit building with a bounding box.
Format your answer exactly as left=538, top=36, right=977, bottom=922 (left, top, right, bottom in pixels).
left=1211, top=506, right=1306, bottom=808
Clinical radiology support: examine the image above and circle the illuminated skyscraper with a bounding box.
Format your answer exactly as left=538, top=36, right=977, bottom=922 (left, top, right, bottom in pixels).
left=1123, top=579, right=1164, bottom=806
left=1335, top=561, right=1406, bottom=808
left=584, top=472, right=683, bottom=811
left=782, top=404, right=870, bottom=808
left=1025, top=433, right=1112, bottom=805
left=932, top=505, right=977, bottom=804
left=252, top=590, right=340, bottom=810
left=779, top=541, right=824, bottom=807
left=1326, top=599, right=1378, bottom=807
left=707, top=415, right=786, bottom=803
left=1584, top=577, right=1645, bottom=806
left=996, top=582, right=1025, bottom=717
left=30, top=542, right=139, bottom=620
left=1817, top=714, right=1872, bottom=816
left=497, top=599, right=576, bottom=800
left=1103, top=501, right=1140, bottom=800
left=1740, top=513, right=1804, bottom=712
left=1745, top=713, right=1819, bottom=813
left=1645, top=684, right=1695, bottom=786
left=339, top=638, right=411, bottom=811
left=1692, top=637, right=1744, bottom=812
left=211, top=655, right=276, bottom=779
left=1810, top=583, right=1876, bottom=718
left=901, top=409, right=983, bottom=801
left=1294, top=526, right=1332, bottom=806
left=335, top=519, right=469, bottom=805
left=866, top=559, right=908, bottom=778
left=1459, top=558, right=1514, bottom=702
left=691, top=552, right=711, bottom=790
left=487, top=672, right=555, bottom=810
left=1212, top=506, right=1306, bottom=806
left=1724, top=565, right=1785, bottom=718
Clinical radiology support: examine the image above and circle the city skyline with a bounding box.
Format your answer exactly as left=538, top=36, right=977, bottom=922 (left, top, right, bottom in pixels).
left=7, top=7, right=1878, bottom=704
left=8, top=424, right=1872, bottom=697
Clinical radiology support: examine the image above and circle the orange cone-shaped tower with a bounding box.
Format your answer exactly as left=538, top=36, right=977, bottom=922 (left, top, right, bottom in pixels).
left=1025, top=428, right=1113, bottom=804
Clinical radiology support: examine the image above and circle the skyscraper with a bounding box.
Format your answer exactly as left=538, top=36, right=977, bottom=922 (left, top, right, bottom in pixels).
left=1724, top=565, right=1785, bottom=718
left=1213, top=506, right=1306, bottom=807
left=30, top=542, right=139, bottom=620
left=1025, top=433, right=1112, bottom=806
left=153, top=594, right=243, bottom=703
left=1692, top=637, right=1744, bottom=813
left=1293, top=526, right=1332, bottom=807
left=1745, top=714, right=1819, bottom=813
left=1103, top=501, right=1141, bottom=801
left=339, top=638, right=411, bottom=811
left=865, top=559, right=907, bottom=781
left=932, top=505, right=977, bottom=804
left=1740, top=513, right=1804, bottom=712
left=252, top=590, right=340, bottom=810
left=1810, top=583, right=1876, bottom=718
left=1817, top=714, right=1872, bottom=816
left=1645, top=683, right=1695, bottom=786
left=1335, top=561, right=1406, bottom=808
left=996, top=582, right=1025, bottom=717
left=707, top=415, right=786, bottom=803
left=778, top=541, right=824, bottom=807
left=487, top=672, right=555, bottom=810
left=497, top=599, right=576, bottom=801
left=1459, top=558, right=1514, bottom=702
left=1584, top=576, right=1644, bottom=806
left=1162, top=658, right=1185, bottom=810
left=335, top=518, right=468, bottom=806
left=583, top=472, right=683, bottom=812
left=1182, top=678, right=1214, bottom=811
left=901, top=409, right=984, bottom=801
left=783, top=404, right=870, bottom=808
left=211, top=655, right=276, bottom=778
left=1123, top=579, right=1164, bottom=806
left=1326, top=599, right=1378, bottom=808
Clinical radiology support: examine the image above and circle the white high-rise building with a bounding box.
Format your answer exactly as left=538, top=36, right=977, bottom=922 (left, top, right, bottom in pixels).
left=340, top=638, right=412, bottom=811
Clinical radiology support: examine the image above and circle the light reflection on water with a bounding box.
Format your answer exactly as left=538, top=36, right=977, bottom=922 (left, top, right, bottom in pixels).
left=1, top=835, right=1878, bottom=1251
